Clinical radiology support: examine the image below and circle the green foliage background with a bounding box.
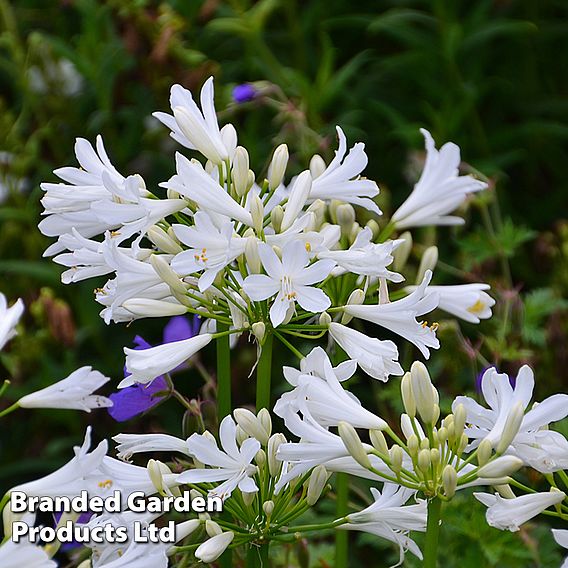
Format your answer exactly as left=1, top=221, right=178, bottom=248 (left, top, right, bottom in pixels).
left=0, top=1, right=567, bottom=566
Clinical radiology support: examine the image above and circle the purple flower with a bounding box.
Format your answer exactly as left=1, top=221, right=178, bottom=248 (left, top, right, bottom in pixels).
left=232, top=83, right=256, bottom=104
left=53, top=511, right=93, bottom=550
left=108, top=316, right=200, bottom=422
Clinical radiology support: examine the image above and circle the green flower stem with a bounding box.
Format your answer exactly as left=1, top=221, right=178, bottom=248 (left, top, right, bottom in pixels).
left=423, top=497, right=442, bottom=568
left=0, top=380, right=10, bottom=398
left=256, top=333, right=274, bottom=411
left=0, top=401, right=19, bottom=418
left=247, top=542, right=270, bottom=567
left=274, top=331, right=304, bottom=360
left=335, top=473, right=349, bottom=568
left=216, top=324, right=232, bottom=420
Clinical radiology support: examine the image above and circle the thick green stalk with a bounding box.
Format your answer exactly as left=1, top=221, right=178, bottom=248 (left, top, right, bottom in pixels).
left=423, top=497, right=442, bottom=568
left=247, top=543, right=270, bottom=567
left=216, top=324, right=232, bottom=419
left=335, top=473, right=349, bottom=568
left=256, top=333, right=273, bottom=411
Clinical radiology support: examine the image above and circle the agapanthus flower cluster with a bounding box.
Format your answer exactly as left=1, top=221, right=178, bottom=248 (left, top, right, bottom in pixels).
left=1, top=76, right=566, bottom=567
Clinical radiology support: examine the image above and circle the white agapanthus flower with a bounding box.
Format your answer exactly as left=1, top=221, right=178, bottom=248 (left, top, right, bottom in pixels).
left=177, top=415, right=260, bottom=500
left=328, top=322, right=403, bottom=381
left=552, top=529, right=568, bottom=568
left=0, top=539, right=56, bottom=568
left=309, top=126, right=381, bottom=214
left=274, top=346, right=388, bottom=430
left=243, top=240, right=335, bottom=327
left=453, top=365, right=568, bottom=472
left=0, top=292, right=24, bottom=350
left=18, top=366, right=112, bottom=412
left=391, top=128, right=487, bottom=229
left=122, top=333, right=213, bottom=387
left=195, top=531, right=235, bottom=563
left=153, top=77, right=231, bottom=164
left=113, top=433, right=192, bottom=462
left=474, top=490, right=566, bottom=532
left=343, top=270, right=440, bottom=358
left=341, top=484, right=427, bottom=565
left=319, top=227, right=403, bottom=281
left=404, top=282, right=495, bottom=323
left=171, top=211, right=246, bottom=292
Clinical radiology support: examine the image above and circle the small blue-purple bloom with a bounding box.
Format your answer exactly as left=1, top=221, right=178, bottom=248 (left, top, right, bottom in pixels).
left=232, top=83, right=257, bottom=104
left=53, top=511, right=93, bottom=550
left=108, top=316, right=200, bottom=422
left=475, top=366, right=516, bottom=394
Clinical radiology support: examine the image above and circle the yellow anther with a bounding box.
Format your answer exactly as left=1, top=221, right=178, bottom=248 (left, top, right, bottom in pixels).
left=467, top=300, right=485, bottom=314
left=430, top=322, right=439, bottom=332
left=98, top=479, right=113, bottom=489
left=305, top=242, right=312, bottom=252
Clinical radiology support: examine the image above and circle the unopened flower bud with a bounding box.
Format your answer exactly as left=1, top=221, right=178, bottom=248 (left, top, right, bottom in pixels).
left=438, top=426, right=448, bottom=444
left=251, top=322, right=266, bottom=344
left=442, top=415, right=454, bottom=430
left=432, top=404, right=441, bottom=426
left=496, top=401, right=524, bottom=454
left=268, top=433, right=286, bottom=476
left=270, top=205, right=284, bottom=233
left=282, top=170, right=312, bottom=231
left=393, top=231, right=413, bottom=272
left=453, top=404, right=467, bottom=437
left=410, top=361, right=437, bottom=424
left=234, top=408, right=269, bottom=444
left=251, top=194, right=265, bottom=234
left=389, top=445, right=403, bottom=474
left=420, top=438, right=430, bottom=451
left=338, top=421, right=371, bottom=469
left=407, top=435, right=419, bottom=457
left=309, top=154, right=326, bottom=179
left=307, top=465, right=328, bottom=506
left=477, top=456, right=523, bottom=478
left=401, top=372, right=416, bottom=418
left=418, top=448, right=431, bottom=472
left=442, top=465, right=458, bottom=498
left=245, top=238, right=261, bottom=274
left=122, top=298, right=187, bottom=318
left=205, top=520, right=223, bottom=537
left=255, top=449, right=266, bottom=468
left=477, top=438, right=493, bottom=466
left=235, top=425, right=248, bottom=446
left=458, top=433, right=468, bottom=454
left=268, top=144, right=289, bottom=189
left=416, top=246, right=438, bottom=284
left=147, top=225, right=183, bottom=254
left=365, top=219, right=380, bottom=240
left=336, top=203, right=356, bottom=234
left=370, top=430, right=388, bottom=454
left=306, top=199, right=326, bottom=228
left=195, top=532, right=235, bottom=563
left=319, top=312, right=332, bottom=326
left=150, top=254, right=187, bottom=295
left=232, top=146, right=250, bottom=196
left=257, top=408, right=272, bottom=439
left=430, top=448, right=440, bottom=466
left=242, top=492, right=256, bottom=506
left=349, top=222, right=362, bottom=244
left=263, top=500, right=275, bottom=517
left=341, top=289, right=365, bottom=325
left=148, top=459, right=171, bottom=495
left=494, top=484, right=516, bottom=499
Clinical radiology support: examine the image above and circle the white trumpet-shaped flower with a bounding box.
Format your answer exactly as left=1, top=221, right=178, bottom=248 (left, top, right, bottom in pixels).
left=18, top=366, right=112, bottom=412
left=153, top=77, right=230, bottom=164
left=341, top=484, right=427, bottom=566
left=391, top=128, right=487, bottom=229
left=195, top=531, right=235, bottom=563
left=343, top=271, right=440, bottom=358
left=122, top=333, right=213, bottom=387
left=453, top=365, right=568, bottom=472
left=328, top=322, right=403, bottom=381
left=243, top=241, right=335, bottom=327
left=404, top=283, right=494, bottom=324
left=113, top=433, right=192, bottom=462
left=474, top=490, right=566, bottom=532
left=171, top=212, right=246, bottom=292
left=319, top=228, right=403, bottom=281
left=310, top=126, right=381, bottom=214
left=552, top=529, right=568, bottom=568
left=0, top=540, right=56, bottom=568
left=177, top=415, right=260, bottom=500
left=0, top=292, right=24, bottom=350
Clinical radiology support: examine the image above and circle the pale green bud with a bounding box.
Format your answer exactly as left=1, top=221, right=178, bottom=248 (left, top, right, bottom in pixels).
left=401, top=372, right=416, bottom=418
left=309, top=154, right=326, bottom=179
left=268, top=144, right=289, bottom=189
left=418, top=449, right=431, bottom=472
left=341, top=289, right=365, bottom=325
left=307, top=465, right=328, bottom=506
left=496, top=401, right=524, bottom=454
left=494, top=484, right=516, bottom=499
left=338, top=421, right=371, bottom=469
left=246, top=170, right=255, bottom=192
left=337, top=204, right=356, bottom=237
left=235, top=425, right=248, bottom=446
left=234, top=408, right=269, bottom=445
left=438, top=426, right=448, bottom=444
left=205, top=520, right=223, bottom=537
left=150, top=254, right=187, bottom=295
left=251, top=194, right=265, bottom=234
left=270, top=205, right=284, bottom=233
left=442, top=465, right=458, bottom=498
left=329, top=199, right=342, bottom=223
left=453, top=404, right=467, bottom=437
left=349, top=222, right=362, bottom=244
left=430, top=448, right=440, bottom=466
left=147, top=225, right=183, bottom=254
left=442, top=415, right=454, bottom=430
left=306, top=199, right=326, bottom=228
left=319, top=312, right=332, bottom=326
left=263, top=500, right=275, bottom=517
left=242, top=492, right=256, bottom=507
left=389, top=445, right=403, bottom=474
left=477, top=438, right=493, bottom=466
left=393, top=231, right=413, bottom=272
left=410, top=361, right=437, bottom=424
left=370, top=429, right=389, bottom=455
left=365, top=219, right=380, bottom=240
left=232, top=146, right=250, bottom=196
left=148, top=459, right=177, bottom=496
left=447, top=423, right=456, bottom=443
left=416, top=245, right=438, bottom=284
left=251, top=322, right=266, bottom=344
left=420, top=438, right=430, bottom=451
left=245, top=238, right=261, bottom=274
left=268, top=433, right=286, bottom=477
left=458, top=433, right=468, bottom=454
left=407, top=435, right=419, bottom=457
left=258, top=408, right=272, bottom=439
left=255, top=449, right=266, bottom=468
left=432, top=404, right=441, bottom=426
left=478, top=456, right=523, bottom=478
